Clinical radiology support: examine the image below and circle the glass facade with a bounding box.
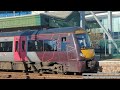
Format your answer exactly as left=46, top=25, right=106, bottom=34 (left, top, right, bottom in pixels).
left=0, top=11, right=31, bottom=18
left=101, top=17, right=120, bottom=39
left=87, top=17, right=120, bottom=39
left=87, top=16, right=120, bottom=56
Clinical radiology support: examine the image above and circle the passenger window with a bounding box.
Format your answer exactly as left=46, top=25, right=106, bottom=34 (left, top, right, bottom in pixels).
left=28, top=40, right=57, bottom=52
left=37, top=40, right=43, bottom=51
left=28, top=40, right=44, bottom=52
left=0, top=41, right=13, bottom=52
left=28, top=40, right=36, bottom=51
left=44, top=40, right=57, bottom=51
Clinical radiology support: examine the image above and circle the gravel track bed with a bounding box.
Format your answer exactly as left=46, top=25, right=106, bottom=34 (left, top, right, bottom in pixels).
left=0, top=71, right=83, bottom=79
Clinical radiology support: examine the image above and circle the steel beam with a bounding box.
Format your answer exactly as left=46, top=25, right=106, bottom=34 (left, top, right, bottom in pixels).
left=79, top=11, right=85, bottom=29
left=90, top=11, right=119, bottom=53
left=108, top=11, right=112, bottom=55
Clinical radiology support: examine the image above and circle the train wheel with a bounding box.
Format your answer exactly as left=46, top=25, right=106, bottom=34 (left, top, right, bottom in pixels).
left=64, top=72, right=67, bottom=75
left=53, top=64, right=64, bottom=74
left=74, top=72, right=76, bottom=75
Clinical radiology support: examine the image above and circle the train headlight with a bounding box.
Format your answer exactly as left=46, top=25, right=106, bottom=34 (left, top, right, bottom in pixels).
left=80, top=53, right=84, bottom=57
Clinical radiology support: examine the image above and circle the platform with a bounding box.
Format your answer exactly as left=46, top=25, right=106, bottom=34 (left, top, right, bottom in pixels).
left=98, top=59, right=120, bottom=73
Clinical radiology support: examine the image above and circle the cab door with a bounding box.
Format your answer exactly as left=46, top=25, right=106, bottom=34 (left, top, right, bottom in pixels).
left=14, top=36, right=28, bottom=61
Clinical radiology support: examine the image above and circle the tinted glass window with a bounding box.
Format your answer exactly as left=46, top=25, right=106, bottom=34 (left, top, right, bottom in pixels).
left=76, top=34, right=91, bottom=48
left=0, top=41, right=13, bottom=52
left=28, top=40, right=36, bottom=51
left=37, top=40, right=44, bottom=51
left=28, top=40, right=57, bottom=52
left=44, top=40, right=57, bottom=51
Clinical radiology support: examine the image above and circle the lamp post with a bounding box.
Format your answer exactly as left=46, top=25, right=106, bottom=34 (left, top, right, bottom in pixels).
left=108, top=11, right=112, bottom=57
left=79, top=11, right=85, bottom=29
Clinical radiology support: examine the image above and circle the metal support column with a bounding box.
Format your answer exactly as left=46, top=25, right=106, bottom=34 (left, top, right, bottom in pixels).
left=79, top=11, right=85, bottom=29
left=103, top=32, right=107, bottom=56
left=13, top=11, right=15, bottom=16
left=108, top=11, right=112, bottom=56
left=90, top=11, right=119, bottom=53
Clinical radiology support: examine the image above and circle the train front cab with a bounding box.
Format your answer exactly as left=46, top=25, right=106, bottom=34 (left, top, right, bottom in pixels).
left=75, top=30, right=99, bottom=73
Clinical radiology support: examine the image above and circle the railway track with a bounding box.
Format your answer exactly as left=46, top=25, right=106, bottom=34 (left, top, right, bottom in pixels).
left=1, top=71, right=120, bottom=79
left=82, top=72, right=120, bottom=79
left=0, top=71, right=83, bottom=79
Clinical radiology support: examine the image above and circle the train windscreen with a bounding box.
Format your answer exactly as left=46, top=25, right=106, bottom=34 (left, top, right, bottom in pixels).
left=76, top=34, right=92, bottom=48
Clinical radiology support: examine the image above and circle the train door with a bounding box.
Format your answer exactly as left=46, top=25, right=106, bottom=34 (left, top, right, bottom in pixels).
left=59, top=37, right=68, bottom=62
left=14, top=36, right=28, bottom=61
left=67, top=34, right=79, bottom=61
left=61, top=35, right=80, bottom=72
left=61, top=36, right=75, bottom=61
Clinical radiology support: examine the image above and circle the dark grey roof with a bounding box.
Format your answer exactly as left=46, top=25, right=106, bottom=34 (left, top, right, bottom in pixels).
left=0, top=27, right=82, bottom=37
left=38, top=27, right=82, bottom=34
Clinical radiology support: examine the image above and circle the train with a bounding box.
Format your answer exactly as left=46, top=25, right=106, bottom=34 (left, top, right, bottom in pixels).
left=0, top=27, right=99, bottom=74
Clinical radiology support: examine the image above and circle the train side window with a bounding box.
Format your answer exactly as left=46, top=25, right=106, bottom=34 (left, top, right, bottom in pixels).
left=53, top=40, right=57, bottom=51
left=37, top=40, right=43, bottom=51
left=0, top=43, right=3, bottom=52
left=28, top=40, right=57, bottom=52
left=44, top=40, right=57, bottom=51
left=28, top=40, right=36, bottom=51
left=22, top=41, right=25, bottom=51
left=15, top=41, right=18, bottom=52
left=0, top=41, right=13, bottom=52
left=61, top=37, right=67, bottom=51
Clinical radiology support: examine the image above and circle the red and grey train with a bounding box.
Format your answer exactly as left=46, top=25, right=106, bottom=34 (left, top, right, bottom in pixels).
left=0, top=27, right=99, bottom=74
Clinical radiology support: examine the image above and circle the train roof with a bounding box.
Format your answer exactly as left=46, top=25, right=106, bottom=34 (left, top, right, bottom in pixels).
left=0, top=27, right=83, bottom=37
